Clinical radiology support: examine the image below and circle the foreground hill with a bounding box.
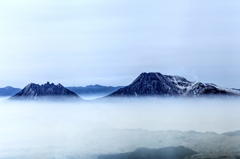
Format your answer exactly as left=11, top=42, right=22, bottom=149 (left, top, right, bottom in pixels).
left=98, top=146, right=197, bottom=159
left=10, top=82, right=81, bottom=101
left=92, top=129, right=240, bottom=159
left=109, top=72, right=240, bottom=97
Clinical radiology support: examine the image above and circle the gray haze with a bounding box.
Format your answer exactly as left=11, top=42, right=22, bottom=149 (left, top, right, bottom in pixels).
left=1, top=0, right=240, bottom=88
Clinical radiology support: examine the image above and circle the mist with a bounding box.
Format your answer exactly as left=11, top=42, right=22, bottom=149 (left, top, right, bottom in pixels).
left=0, top=98, right=240, bottom=158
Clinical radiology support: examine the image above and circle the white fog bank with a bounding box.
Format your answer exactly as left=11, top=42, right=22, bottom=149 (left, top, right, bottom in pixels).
left=0, top=98, right=239, bottom=158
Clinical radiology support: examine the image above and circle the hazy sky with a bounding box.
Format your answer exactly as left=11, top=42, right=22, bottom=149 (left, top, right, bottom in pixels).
left=1, top=0, right=240, bottom=88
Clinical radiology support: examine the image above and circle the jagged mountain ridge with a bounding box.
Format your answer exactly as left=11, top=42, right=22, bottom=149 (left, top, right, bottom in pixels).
left=109, top=72, right=240, bottom=97
left=10, top=82, right=81, bottom=101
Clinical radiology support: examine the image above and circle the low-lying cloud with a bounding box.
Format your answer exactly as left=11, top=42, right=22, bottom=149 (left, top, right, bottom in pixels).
left=0, top=98, right=239, bottom=158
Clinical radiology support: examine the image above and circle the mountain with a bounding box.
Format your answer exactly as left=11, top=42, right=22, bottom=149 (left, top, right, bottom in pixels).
left=222, top=130, right=240, bottom=136
left=67, top=85, right=123, bottom=96
left=0, top=86, right=21, bottom=96
left=10, top=82, right=81, bottom=101
left=98, top=146, right=198, bottom=159
left=108, top=72, right=240, bottom=97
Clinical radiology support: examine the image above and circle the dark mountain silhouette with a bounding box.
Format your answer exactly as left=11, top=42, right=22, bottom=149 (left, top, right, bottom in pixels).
left=10, top=82, right=81, bottom=101
left=0, top=86, right=21, bottom=96
left=108, top=72, right=240, bottom=97
left=98, top=146, right=198, bottom=159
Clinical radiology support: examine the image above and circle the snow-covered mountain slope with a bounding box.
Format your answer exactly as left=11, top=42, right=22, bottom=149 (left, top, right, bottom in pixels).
left=109, top=72, right=240, bottom=97
left=10, top=82, right=82, bottom=101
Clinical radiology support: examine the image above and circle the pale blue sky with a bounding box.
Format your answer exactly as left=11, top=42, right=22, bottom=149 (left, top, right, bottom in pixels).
left=0, top=0, right=240, bottom=88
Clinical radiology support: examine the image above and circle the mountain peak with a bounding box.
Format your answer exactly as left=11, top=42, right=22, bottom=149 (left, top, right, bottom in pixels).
left=4, top=86, right=14, bottom=89
left=108, top=72, right=240, bottom=97
left=10, top=82, right=82, bottom=101
left=110, top=72, right=180, bottom=97
left=41, top=81, right=55, bottom=86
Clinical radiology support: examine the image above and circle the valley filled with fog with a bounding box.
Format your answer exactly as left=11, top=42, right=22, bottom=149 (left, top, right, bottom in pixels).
left=0, top=98, right=240, bottom=158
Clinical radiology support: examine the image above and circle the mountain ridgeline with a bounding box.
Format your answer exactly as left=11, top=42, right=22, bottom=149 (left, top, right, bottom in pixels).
left=67, top=85, right=123, bottom=96
left=108, top=72, right=240, bottom=97
left=98, top=146, right=198, bottom=159
left=5, top=72, right=240, bottom=101
left=0, top=86, right=21, bottom=96
left=10, top=82, right=81, bottom=101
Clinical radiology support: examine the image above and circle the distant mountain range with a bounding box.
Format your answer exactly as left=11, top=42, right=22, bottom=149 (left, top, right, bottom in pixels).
left=2, top=72, right=240, bottom=100
left=10, top=82, right=81, bottom=101
left=109, top=72, right=240, bottom=97
left=222, top=130, right=240, bottom=137
left=0, top=85, right=123, bottom=98
left=0, top=86, right=21, bottom=96
left=67, top=85, right=123, bottom=96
